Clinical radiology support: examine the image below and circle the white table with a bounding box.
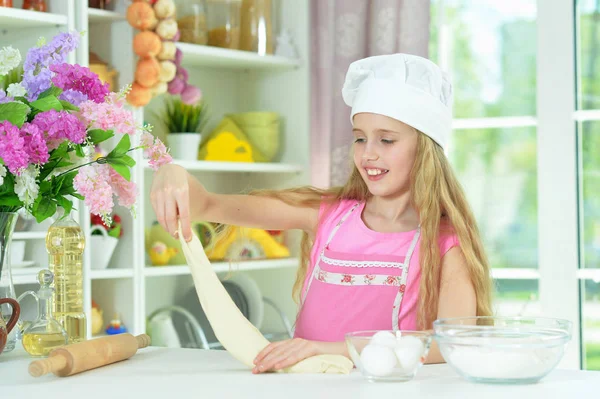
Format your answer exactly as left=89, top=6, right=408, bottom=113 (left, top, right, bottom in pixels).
left=1, top=344, right=599, bottom=399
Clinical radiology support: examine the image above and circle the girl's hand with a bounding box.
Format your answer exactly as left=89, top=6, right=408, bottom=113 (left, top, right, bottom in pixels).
left=150, top=164, right=207, bottom=242
left=252, top=338, right=322, bottom=374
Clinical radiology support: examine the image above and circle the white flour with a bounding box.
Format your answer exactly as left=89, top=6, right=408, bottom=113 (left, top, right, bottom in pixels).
left=445, top=345, right=564, bottom=380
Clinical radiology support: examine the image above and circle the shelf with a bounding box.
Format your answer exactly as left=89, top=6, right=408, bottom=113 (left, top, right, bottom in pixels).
left=143, top=159, right=303, bottom=173
left=0, top=8, right=67, bottom=28
left=144, top=257, right=299, bottom=277
left=13, top=231, right=47, bottom=240
left=12, top=266, right=43, bottom=285
left=90, top=268, right=134, bottom=279
left=177, top=42, right=299, bottom=71
left=87, top=8, right=125, bottom=24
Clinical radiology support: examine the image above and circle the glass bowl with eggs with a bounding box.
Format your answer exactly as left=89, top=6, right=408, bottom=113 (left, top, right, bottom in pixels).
left=345, top=330, right=433, bottom=382
left=433, top=316, right=572, bottom=384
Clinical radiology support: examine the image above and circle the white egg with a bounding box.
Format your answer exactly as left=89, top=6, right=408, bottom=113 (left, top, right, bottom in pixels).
left=370, top=331, right=397, bottom=348
left=360, top=344, right=398, bottom=377
left=394, top=336, right=425, bottom=372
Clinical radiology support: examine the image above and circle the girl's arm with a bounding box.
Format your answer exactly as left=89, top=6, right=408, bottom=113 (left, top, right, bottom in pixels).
left=424, top=246, right=477, bottom=364
left=150, top=164, right=320, bottom=241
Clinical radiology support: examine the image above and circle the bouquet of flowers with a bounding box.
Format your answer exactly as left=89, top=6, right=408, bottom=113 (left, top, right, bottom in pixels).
left=0, top=31, right=172, bottom=225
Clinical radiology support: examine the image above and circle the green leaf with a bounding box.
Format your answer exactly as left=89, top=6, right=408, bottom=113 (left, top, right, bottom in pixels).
left=71, top=193, right=84, bottom=200
left=56, top=196, right=73, bottom=215
left=0, top=102, right=30, bottom=127
left=39, top=180, right=52, bottom=195
left=107, top=161, right=130, bottom=181
left=88, top=129, right=114, bottom=145
left=13, top=96, right=30, bottom=106
left=30, top=95, right=63, bottom=112
left=57, top=171, right=78, bottom=196
left=33, top=197, right=56, bottom=223
left=119, top=154, right=136, bottom=167
left=75, top=145, right=85, bottom=158
left=49, top=141, right=69, bottom=160
left=108, top=224, right=121, bottom=238
left=107, top=134, right=131, bottom=158
left=59, top=100, right=80, bottom=112
left=0, top=194, right=23, bottom=207
left=38, top=87, right=63, bottom=99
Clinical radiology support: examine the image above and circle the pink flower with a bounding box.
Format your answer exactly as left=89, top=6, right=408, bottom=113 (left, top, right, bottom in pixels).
left=0, top=121, right=28, bottom=174
left=78, top=99, right=137, bottom=135
left=108, top=167, right=137, bottom=208
left=20, top=123, right=49, bottom=165
left=32, top=109, right=87, bottom=149
left=74, top=164, right=114, bottom=216
left=385, top=276, right=399, bottom=286
left=141, top=132, right=172, bottom=171
left=50, top=63, right=109, bottom=104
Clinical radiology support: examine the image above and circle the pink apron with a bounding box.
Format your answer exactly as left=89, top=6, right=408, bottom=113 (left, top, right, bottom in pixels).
left=293, top=202, right=421, bottom=342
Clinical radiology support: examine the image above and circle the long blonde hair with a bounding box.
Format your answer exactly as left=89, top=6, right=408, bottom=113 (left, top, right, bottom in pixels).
left=227, top=132, right=493, bottom=329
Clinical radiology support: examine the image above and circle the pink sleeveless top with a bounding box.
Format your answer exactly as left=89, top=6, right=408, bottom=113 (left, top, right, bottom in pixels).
left=293, top=199, right=459, bottom=342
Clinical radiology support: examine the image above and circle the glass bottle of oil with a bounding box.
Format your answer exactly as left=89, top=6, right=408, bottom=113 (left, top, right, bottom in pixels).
left=45, top=208, right=86, bottom=344
left=21, top=269, right=68, bottom=357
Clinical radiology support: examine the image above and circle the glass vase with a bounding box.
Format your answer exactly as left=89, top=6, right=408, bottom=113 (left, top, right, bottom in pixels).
left=0, top=212, right=19, bottom=354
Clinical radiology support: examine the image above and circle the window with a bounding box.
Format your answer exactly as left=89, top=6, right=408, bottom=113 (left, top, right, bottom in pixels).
left=432, top=0, right=600, bottom=370
left=576, top=0, right=600, bottom=371
left=430, top=0, right=541, bottom=323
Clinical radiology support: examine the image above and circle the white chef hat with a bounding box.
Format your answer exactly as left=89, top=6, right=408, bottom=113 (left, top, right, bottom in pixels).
left=342, top=53, right=453, bottom=149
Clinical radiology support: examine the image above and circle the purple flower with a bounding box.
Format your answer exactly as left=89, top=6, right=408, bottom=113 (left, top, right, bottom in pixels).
left=21, top=31, right=80, bottom=101
left=50, top=63, right=109, bottom=104
left=32, top=109, right=87, bottom=150
left=0, top=89, right=14, bottom=104
left=21, top=122, right=49, bottom=165
left=59, top=89, right=88, bottom=106
left=0, top=121, right=28, bottom=174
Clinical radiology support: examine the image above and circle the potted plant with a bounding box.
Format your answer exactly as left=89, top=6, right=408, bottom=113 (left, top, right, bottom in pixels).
left=156, top=95, right=209, bottom=161
left=90, top=212, right=122, bottom=270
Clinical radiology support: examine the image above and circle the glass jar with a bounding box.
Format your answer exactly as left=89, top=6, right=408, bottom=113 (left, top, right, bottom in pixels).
left=239, top=0, right=275, bottom=55
left=22, top=0, right=47, bottom=11
left=175, top=0, right=209, bottom=45
left=206, top=0, right=242, bottom=50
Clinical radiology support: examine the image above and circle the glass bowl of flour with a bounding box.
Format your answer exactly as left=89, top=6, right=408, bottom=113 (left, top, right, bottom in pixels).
left=345, top=330, right=432, bottom=382
left=433, top=316, right=572, bottom=384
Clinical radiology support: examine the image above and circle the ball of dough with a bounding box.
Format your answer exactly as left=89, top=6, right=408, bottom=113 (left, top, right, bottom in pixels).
left=157, top=41, right=176, bottom=60
left=133, top=31, right=162, bottom=58
left=360, top=344, right=397, bottom=377
left=126, top=82, right=152, bottom=107
left=126, top=2, right=158, bottom=31
left=159, top=60, right=177, bottom=83
left=154, top=0, right=175, bottom=19
left=156, top=19, right=178, bottom=40
left=135, top=57, right=161, bottom=88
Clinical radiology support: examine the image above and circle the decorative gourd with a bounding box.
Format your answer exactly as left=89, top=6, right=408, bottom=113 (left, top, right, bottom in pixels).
left=133, top=31, right=162, bottom=57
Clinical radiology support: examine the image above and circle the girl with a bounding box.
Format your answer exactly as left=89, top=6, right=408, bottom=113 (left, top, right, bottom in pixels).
left=150, top=53, right=494, bottom=374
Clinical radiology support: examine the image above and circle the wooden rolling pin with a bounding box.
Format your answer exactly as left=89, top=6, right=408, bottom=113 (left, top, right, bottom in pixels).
left=29, top=333, right=151, bottom=378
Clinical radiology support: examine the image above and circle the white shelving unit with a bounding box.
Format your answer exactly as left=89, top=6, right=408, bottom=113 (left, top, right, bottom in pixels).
left=2, top=0, right=310, bottom=344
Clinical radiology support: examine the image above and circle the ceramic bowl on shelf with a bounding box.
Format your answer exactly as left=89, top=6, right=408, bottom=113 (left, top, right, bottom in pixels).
left=345, top=330, right=432, bottom=382
left=433, top=316, right=572, bottom=385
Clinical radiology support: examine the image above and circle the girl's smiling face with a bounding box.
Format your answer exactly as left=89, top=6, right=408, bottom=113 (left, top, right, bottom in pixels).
left=352, top=112, right=419, bottom=199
